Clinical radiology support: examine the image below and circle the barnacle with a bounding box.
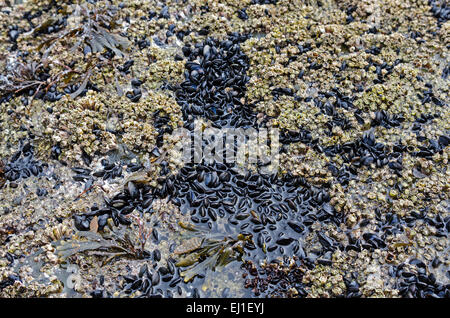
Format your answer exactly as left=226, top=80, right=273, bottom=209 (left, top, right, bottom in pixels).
left=45, top=224, right=72, bottom=242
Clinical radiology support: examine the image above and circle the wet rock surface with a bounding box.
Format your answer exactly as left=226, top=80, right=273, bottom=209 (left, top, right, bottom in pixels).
left=0, top=0, right=449, bottom=298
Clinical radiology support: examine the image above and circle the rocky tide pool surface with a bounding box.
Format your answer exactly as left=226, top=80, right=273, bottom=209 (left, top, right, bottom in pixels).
left=0, top=0, right=449, bottom=298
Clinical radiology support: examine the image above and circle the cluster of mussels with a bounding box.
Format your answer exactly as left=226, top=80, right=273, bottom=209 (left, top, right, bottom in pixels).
left=72, top=159, right=124, bottom=184
left=370, top=110, right=405, bottom=129
left=91, top=254, right=201, bottom=298
left=162, top=163, right=337, bottom=263
left=75, top=29, right=449, bottom=298
left=313, top=89, right=356, bottom=135
left=428, top=0, right=449, bottom=24
left=1, top=142, right=46, bottom=185
left=172, top=33, right=257, bottom=129
left=0, top=274, right=21, bottom=292
left=165, top=34, right=342, bottom=264
left=323, top=130, right=404, bottom=185
left=118, top=260, right=201, bottom=298
left=73, top=34, right=339, bottom=297
left=74, top=179, right=154, bottom=232
left=0, top=160, right=5, bottom=188
left=393, top=259, right=449, bottom=298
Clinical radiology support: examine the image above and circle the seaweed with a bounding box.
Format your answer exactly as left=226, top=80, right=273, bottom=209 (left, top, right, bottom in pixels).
left=22, top=1, right=130, bottom=98
left=34, top=3, right=129, bottom=58
left=0, top=60, right=76, bottom=100
left=0, top=3, right=129, bottom=100
left=174, top=223, right=252, bottom=282
left=55, top=226, right=151, bottom=266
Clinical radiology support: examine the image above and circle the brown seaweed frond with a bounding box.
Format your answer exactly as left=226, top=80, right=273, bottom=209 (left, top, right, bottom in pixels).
left=174, top=225, right=252, bottom=282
